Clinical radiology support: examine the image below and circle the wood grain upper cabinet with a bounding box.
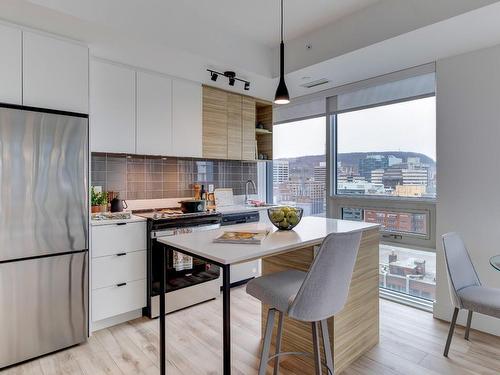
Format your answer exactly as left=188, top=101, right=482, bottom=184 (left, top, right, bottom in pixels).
left=0, top=24, right=21, bottom=105
left=90, top=60, right=136, bottom=153
left=242, top=97, right=256, bottom=160
left=172, top=79, right=203, bottom=158
left=23, top=31, right=89, bottom=113
left=203, top=86, right=228, bottom=159
left=227, top=93, right=242, bottom=160
left=136, top=71, right=172, bottom=156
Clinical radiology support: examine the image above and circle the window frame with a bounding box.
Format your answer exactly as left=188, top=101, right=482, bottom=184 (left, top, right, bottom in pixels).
left=268, top=115, right=328, bottom=216
left=327, top=94, right=437, bottom=251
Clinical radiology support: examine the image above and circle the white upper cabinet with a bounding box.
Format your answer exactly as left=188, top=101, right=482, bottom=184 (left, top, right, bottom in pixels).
left=136, top=71, right=172, bottom=155
left=0, top=24, right=22, bottom=105
left=90, top=60, right=136, bottom=153
left=172, top=79, right=202, bottom=158
left=23, top=31, right=88, bottom=113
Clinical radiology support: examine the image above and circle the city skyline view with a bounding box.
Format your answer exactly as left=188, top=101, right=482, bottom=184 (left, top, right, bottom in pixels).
left=273, top=96, right=436, bottom=162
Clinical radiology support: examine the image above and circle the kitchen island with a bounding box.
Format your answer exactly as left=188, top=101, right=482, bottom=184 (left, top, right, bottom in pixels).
left=157, top=216, right=380, bottom=375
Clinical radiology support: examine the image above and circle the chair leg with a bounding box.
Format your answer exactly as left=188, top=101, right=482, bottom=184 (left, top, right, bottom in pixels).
left=273, top=311, right=284, bottom=375
left=311, top=321, right=323, bottom=375
left=320, top=319, right=334, bottom=374
left=465, top=310, right=473, bottom=341
left=444, top=307, right=459, bottom=357
left=259, top=308, right=276, bottom=375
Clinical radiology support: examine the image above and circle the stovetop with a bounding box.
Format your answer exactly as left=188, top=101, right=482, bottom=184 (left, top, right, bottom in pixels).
left=133, top=208, right=220, bottom=221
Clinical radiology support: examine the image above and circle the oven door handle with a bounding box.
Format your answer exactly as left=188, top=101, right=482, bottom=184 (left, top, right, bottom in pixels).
left=151, top=230, right=175, bottom=239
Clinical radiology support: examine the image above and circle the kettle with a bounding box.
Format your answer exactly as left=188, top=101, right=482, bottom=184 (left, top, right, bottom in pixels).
left=110, top=195, right=128, bottom=212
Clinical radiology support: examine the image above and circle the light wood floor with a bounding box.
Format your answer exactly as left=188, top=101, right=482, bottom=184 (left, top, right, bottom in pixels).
left=3, top=286, right=500, bottom=375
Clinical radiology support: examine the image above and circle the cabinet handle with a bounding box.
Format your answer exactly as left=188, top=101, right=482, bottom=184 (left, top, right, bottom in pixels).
left=116, top=282, right=127, bottom=287
left=116, top=222, right=127, bottom=226
left=116, top=252, right=127, bottom=256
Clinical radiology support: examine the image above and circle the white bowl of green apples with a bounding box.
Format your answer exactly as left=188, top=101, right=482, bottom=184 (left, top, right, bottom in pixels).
left=267, top=206, right=303, bottom=231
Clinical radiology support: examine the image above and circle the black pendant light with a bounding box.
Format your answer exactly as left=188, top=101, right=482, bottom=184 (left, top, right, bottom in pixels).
left=274, top=0, right=290, bottom=104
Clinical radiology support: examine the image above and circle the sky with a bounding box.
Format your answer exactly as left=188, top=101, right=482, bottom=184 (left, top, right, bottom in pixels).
left=273, top=96, right=436, bottom=161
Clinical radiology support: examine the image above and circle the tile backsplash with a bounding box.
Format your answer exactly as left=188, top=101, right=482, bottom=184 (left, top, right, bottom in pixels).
left=91, top=153, right=259, bottom=200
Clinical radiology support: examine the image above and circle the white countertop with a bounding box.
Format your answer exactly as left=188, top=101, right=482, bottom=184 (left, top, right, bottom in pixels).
left=90, top=214, right=146, bottom=226
left=157, top=216, right=379, bottom=265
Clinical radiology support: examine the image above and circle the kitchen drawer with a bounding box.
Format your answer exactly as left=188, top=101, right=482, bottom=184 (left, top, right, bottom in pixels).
left=91, top=222, right=146, bottom=258
left=92, top=279, right=146, bottom=322
left=92, top=250, right=146, bottom=290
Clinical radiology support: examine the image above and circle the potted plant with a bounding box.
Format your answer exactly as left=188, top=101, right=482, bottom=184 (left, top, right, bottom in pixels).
left=91, top=187, right=108, bottom=213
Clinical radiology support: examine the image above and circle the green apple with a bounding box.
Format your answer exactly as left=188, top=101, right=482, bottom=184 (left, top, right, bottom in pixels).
left=287, top=211, right=299, bottom=226
left=271, top=210, right=285, bottom=222
left=279, top=218, right=289, bottom=229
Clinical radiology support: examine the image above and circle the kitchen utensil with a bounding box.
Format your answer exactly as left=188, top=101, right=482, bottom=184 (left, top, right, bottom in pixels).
left=110, top=195, right=128, bottom=212
left=179, top=199, right=206, bottom=213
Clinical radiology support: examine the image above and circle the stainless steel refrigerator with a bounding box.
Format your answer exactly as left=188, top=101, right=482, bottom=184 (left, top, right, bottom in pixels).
left=0, top=105, right=88, bottom=368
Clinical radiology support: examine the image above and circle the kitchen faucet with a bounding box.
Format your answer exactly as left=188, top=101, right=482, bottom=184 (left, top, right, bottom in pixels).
left=245, top=179, right=257, bottom=206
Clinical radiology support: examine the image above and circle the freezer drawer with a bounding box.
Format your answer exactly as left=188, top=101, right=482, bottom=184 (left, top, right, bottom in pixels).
left=0, top=252, right=88, bottom=369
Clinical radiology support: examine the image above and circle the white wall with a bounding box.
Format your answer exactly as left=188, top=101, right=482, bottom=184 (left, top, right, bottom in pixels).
left=435, top=43, right=500, bottom=335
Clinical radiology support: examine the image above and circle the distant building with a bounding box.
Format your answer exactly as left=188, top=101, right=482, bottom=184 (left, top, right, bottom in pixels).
left=337, top=181, right=385, bottom=195
left=380, top=251, right=435, bottom=300
left=314, top=162, right=326, bottom=183
left=364, top=209, right=427, bottom=235
left=388, top=155, right=403, bottom=166
left=370, top=169, right=384, bottom=184
left=273, top=160, right=290, bottom=183
left=358, top=155, right=389, bottom=182
left=395, top=185, right=426, bottom=197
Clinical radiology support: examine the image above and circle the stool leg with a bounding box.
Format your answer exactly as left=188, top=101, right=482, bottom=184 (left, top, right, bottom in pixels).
left=259, top=308, right=276, bottom=375
left=273, top=311, right=284, bottom=375
left=312, top=321, right=323, bottom=375
left=444, top=307, right=459, bottom=357
left=320, top=319, right=334, bottom=374
left=465, top=310, right=473, bottom=340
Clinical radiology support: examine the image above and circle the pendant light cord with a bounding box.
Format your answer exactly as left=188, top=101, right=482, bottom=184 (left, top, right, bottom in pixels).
left=281, top=0, right=284, bottom=42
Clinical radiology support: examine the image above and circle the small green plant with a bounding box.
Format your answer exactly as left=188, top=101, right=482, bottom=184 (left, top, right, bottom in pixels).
left=91, top=186, right=107, bottom=206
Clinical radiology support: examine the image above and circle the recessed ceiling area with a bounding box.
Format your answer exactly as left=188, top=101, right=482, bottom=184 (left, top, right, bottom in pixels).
left=1, top=0, right=500, bottom=101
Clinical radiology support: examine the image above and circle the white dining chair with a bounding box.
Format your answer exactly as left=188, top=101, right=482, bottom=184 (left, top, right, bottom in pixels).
left=442, top=232, right=500, bottom=357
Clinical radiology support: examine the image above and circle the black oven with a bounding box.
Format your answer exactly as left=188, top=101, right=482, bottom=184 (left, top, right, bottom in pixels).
left=143, top=213, right=222, bottom=318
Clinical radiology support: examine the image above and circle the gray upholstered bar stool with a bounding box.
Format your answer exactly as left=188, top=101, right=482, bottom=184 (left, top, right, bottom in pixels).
left=246, top=231, right=362, bottom=375
left=442, top=232, right=500, bottom=357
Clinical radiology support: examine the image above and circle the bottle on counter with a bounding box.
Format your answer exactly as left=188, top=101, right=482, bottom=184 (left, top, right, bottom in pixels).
left=200, top=184, right=206, bottom=201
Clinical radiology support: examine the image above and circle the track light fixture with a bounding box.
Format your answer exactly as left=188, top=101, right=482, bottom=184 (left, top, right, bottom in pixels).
left=207, top=69, right=250, bottom=91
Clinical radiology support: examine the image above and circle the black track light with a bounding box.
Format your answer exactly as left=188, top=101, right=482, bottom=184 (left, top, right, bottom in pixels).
left=207, top=69, right=250, bottom=91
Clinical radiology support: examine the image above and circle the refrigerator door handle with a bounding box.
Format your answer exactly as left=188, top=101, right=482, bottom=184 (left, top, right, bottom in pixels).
left=116, top=282, right=127, bottom=287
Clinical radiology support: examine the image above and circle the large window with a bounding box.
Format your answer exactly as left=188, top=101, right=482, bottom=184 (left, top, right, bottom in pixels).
left=336, top=96, right=436, bottom=199
left=272, top=117, right=326, bottom=216
left=331, top=94, right=437, bottom=307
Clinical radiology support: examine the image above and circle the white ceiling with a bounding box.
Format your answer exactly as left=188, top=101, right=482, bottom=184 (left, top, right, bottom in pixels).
left=1, top=0, right=500, bottom=101
left=26, top=0, right=381, bottom=48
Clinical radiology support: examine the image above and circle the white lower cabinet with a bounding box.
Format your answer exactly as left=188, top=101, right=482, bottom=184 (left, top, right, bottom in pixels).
left=92, top=279, right=147, bottom=322
left=91, top=221, right=147, bottom=328
left=92, top=250, right=146, bottom=290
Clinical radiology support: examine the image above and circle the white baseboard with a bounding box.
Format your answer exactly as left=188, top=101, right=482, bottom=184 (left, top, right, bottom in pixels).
left=90, top=309, right=143, bottom=333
